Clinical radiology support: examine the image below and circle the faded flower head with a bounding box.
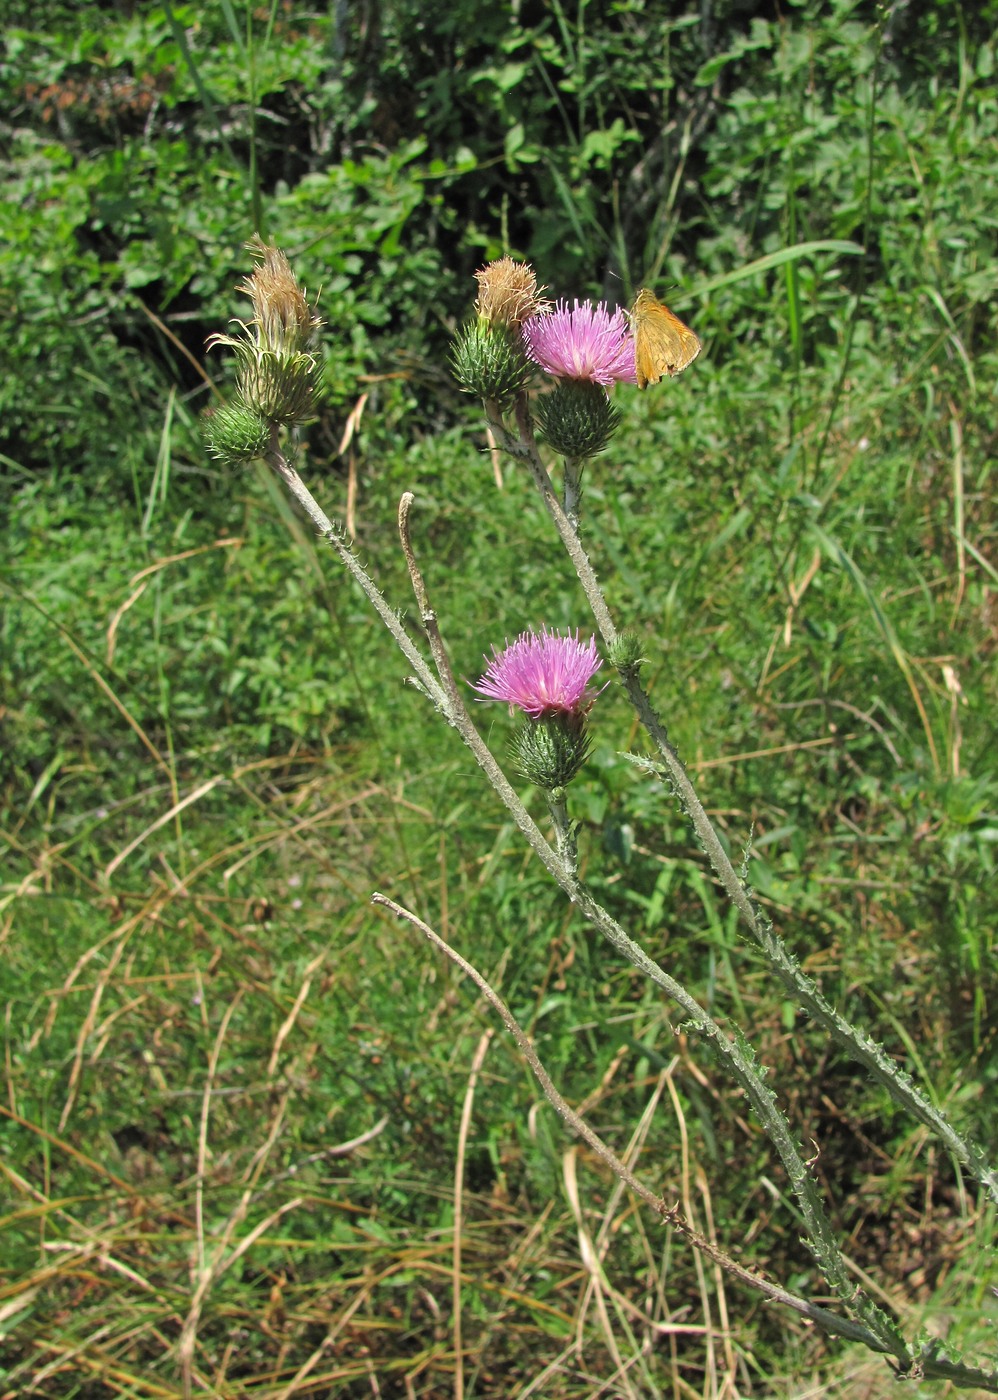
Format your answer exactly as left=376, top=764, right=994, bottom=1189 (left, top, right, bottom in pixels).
left=207, top=236, right=323, bottom=425
left=475, top=257, right=552, bottom=329
left=473, top=628, right=604, bottom=720
left=236, top=236, right=322, bottom=357
left=522, top=300, right=637, bottom=387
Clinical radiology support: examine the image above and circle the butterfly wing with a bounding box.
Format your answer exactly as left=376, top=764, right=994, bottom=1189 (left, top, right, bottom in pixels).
left=632, top=289, right=702, bottom=388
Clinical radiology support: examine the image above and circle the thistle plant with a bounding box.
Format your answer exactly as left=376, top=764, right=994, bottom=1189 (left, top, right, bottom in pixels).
left=205, top=246, right=998, bottom=1391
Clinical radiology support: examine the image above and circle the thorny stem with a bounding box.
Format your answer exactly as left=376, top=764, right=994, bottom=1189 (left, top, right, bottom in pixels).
left=621, top=679, right=998, bottom=1209
left=570, top=884, right=910, bottom=1363
left=268, top=438, right=446, bottom=711
left=271, top=444, right=911, bottom=1364
left=398, top=491, right=464, bottom=714
left=562, top=457, right=584, bottom=532
left=494, top=397, right=998, bottom=1212
left=372, top=895, right=998, bottom=1392
left=370, top=896, right=881, bottom=1349
left=547, top=791, right=577, bottom=879
left=268, top=445, right=564, bottom=885
left=512, top=397, right=618, bottom=640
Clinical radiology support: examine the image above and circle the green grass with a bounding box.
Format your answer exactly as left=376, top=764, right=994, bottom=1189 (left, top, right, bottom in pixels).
left=3, top=1, right=998, bottom=1394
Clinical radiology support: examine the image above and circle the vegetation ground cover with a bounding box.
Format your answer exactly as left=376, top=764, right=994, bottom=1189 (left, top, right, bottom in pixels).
left=2, top=1, right=996, bottom=1395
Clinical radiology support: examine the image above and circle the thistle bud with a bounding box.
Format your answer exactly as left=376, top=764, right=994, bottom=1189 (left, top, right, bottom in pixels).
left=508, top=714, right=592, bottom=790
left=607, top=631, right=644, bottom=675
left=450, top=320, right=534, bottom=403
left=534, top=379, right=621, bottom=459
left=202, top=399, right=271, bottom=466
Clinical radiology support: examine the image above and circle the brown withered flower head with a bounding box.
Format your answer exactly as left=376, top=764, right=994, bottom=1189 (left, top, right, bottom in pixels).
left=208, top=236, right=323, bottom=425
left=236, top=236, right=322, bottom=357
left=474, top=257, right=552, bottom=329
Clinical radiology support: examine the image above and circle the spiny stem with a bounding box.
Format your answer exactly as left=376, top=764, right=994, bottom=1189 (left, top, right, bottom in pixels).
left=563, top=457, right=584, bottom=533
left=382, top=480, right=911, bottom=1364
left=371, top=894, right=895, bottom=1352
left=499, top=407, right=998, bottom=1211
left=547, top=791, right=578, bottom=879
left=267, top=446, right=447, bottom=710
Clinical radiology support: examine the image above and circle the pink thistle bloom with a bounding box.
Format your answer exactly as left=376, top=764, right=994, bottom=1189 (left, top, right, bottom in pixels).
left=522, top=300, right=637, bottom=387
left=473, top=628, right=604, bottom=719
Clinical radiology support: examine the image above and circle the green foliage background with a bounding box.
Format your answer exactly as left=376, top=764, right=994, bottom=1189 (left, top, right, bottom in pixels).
left=1, top=1, right=996, bottom=1396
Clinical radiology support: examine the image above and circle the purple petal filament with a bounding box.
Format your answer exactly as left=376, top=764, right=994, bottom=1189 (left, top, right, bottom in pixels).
left=522, top=300, right=637, bottom=387
left=473, top=628, right=604, bottom=718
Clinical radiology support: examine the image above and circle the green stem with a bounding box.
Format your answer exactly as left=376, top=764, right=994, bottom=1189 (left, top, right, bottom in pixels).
left=389, top=463, right=908, bottom=1362
left=562, top=457, right=584, bottom=533
left=495, top=402, right=998, bottom=1211
left=371, top=896, right=891, bottom=1353
left=268, top=446, right=447, bottom=712
left=547, top=790, right=578, bottom=879
left=274, top=433, right=936, bottom=1368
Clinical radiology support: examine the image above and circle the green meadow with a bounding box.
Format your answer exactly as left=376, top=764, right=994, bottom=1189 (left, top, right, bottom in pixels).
left=2, top=2, right=996, bottom=1395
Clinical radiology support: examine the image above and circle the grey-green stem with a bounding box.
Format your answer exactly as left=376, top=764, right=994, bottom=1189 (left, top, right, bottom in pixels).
left=495, top=397, right=998, bottom=1211
left=385, top=472, right=911, bottom=1364
left=273, top=438, right=928, bottom=1368
left=267, top=447, right=570, bottom=888
left=373, top=894, right=998, bottom=1392
left=547, top=790, right=577, bottom=879
left=562, top=457, right=584, bottom=533
left=370, top=895, right=888, bottom=1353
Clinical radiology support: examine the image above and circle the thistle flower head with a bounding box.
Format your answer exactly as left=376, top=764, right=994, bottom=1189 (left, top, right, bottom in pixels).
left=522, top=300, right=637, bottom=387
left=474, top=257, right=552, bottom=328
left=236, top=236, right=322, bottom=356
left=473, top=628, right=604, bottom=720
left=207, top=237, right=323, bottom=425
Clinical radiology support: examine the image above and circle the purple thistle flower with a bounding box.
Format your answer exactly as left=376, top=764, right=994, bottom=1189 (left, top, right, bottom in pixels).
left=473, top=628, right=604, bottom=719
left=522, top=300, right=637, bottom=387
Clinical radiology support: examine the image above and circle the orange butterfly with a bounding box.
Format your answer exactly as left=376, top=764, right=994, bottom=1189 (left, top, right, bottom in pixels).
left=630, top=288, right=702, bottom=388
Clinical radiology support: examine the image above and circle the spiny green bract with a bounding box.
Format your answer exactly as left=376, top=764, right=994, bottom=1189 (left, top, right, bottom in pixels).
left=202, top=400, right=271, bottom=465
left=534, top=379, right=621, bottom=459
left=508, top=714, right=591, bottom=789
left=450, top=320, right=534, bottom=403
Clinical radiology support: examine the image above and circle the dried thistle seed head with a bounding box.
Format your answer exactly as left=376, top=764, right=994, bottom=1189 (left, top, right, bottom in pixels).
left=207, top=238, right=324, bottom=426
left=237, top=235, right=322, bottom=356
left=474, top=257, right=552, bottom=328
